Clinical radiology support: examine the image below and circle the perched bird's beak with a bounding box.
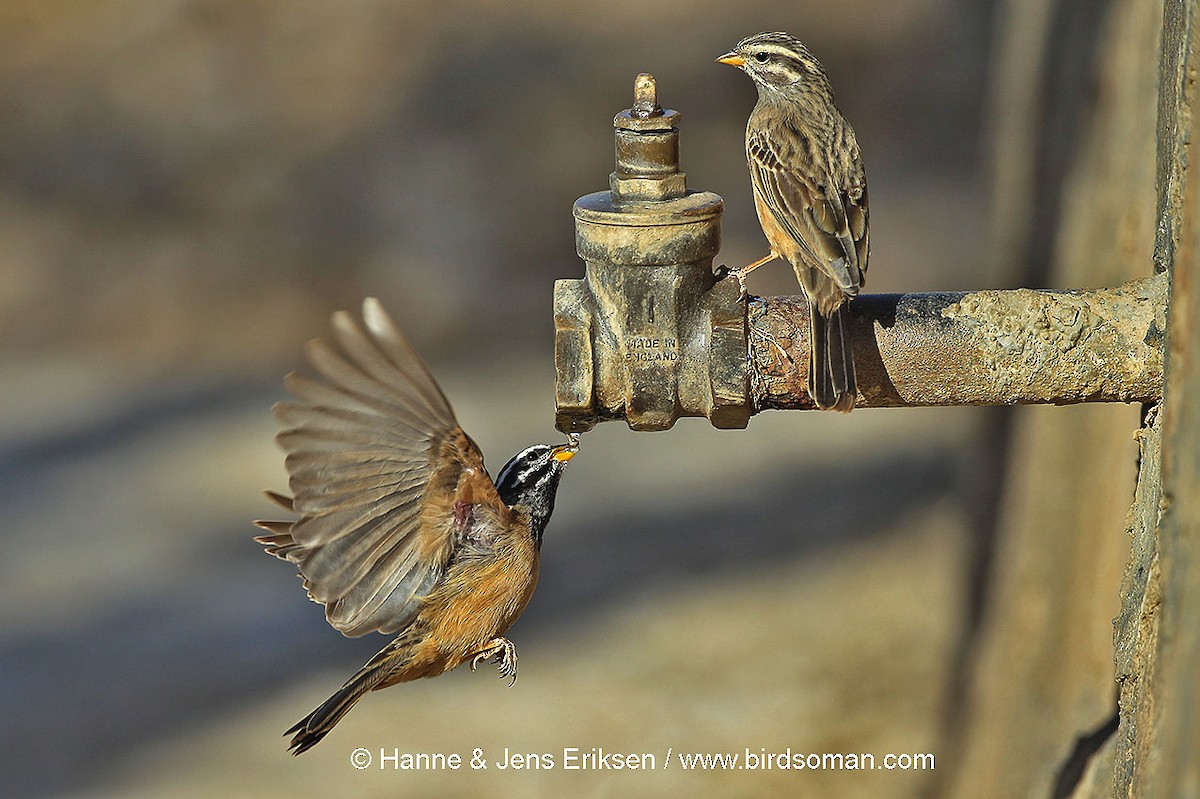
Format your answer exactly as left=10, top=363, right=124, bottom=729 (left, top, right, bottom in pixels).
left=717, top=52, right=746, bottom=67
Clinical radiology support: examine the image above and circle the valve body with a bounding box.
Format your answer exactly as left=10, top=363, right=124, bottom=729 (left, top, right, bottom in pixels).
left=554, top=74, right=750, bottom=433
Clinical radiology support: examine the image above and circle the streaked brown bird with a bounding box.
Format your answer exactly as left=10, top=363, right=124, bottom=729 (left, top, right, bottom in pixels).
left=255, top=298, right=578, bottom=754
left=718, top=31, right=870, bottom=412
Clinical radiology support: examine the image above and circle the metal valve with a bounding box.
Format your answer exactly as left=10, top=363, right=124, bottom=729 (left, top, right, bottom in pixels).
left=554, top=73, right=750, bottom=433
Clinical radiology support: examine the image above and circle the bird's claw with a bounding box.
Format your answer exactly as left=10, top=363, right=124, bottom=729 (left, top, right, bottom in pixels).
left=470, top=637, right=518, bottom=687
left=715, top=264, right=750, bottom=302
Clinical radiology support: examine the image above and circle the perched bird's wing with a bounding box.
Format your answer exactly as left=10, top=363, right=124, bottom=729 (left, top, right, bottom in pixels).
left=255, top=298, right=510, bottom=637
left=747, top=126, right=869, bottom=295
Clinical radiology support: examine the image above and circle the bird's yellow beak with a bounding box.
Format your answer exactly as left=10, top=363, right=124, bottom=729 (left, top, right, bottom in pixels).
left=717, top=52, right=745, bottom=67
left=552, top=433, right=580, bottom=462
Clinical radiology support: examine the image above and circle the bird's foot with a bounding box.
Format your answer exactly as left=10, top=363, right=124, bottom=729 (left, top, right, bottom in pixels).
left=730, top=268, right=750, bottom=301
left=719, top=252, right=778, bottom=301
left=714, top=264, right=750, bottom=301
left=470, top=637, right=518, bottom=686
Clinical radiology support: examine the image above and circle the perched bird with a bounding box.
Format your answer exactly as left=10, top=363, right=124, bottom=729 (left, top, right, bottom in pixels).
left=255, top=298, right=578, bottom=754
left=718, top=31, right=870, bottom=412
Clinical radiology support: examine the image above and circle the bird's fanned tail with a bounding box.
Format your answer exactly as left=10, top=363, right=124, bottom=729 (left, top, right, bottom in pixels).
left=808, top=303, right=856, bottom=413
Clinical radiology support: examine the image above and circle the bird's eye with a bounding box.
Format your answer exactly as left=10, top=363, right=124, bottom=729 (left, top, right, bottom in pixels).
left=754, top=52, right=769, bottom=63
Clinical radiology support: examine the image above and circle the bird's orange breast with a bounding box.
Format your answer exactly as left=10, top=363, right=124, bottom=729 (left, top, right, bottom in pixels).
left=392, top=528, right=540, bottom=680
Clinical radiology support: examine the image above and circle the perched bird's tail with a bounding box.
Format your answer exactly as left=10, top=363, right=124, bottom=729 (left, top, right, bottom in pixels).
left=809, top=304, right=857, bottom=413
left=286, top=660, right=389, bottom=755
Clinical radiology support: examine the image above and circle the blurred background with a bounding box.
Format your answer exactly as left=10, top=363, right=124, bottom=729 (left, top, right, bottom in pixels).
left=1, top=1, right=1158, bottom=796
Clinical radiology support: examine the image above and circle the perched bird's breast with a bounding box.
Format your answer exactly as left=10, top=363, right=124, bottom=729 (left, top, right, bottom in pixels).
left=747, top=101, right=832, bottom=177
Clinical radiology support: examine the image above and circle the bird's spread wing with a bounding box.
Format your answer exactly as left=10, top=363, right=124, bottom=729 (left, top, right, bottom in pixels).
left=747, top=126, right=868, bottom=294
left=256, top=298, right=510, bottom=637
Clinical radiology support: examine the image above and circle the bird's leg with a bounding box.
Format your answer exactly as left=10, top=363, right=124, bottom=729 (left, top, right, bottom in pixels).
left=731, top=252, right=779, bottom=283
left=720, top=252, right=780, bottom=300
left=469, top=637, right=518, bottom=686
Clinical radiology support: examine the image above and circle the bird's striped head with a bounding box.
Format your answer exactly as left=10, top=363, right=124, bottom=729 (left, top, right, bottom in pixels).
left=495, top=437, right=579, bottom=547
left=717, top=32, right=831, bottom=95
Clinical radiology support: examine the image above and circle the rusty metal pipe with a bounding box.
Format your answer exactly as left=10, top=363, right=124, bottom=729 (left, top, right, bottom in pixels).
left=750, top=273, right=1166, bottom=411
